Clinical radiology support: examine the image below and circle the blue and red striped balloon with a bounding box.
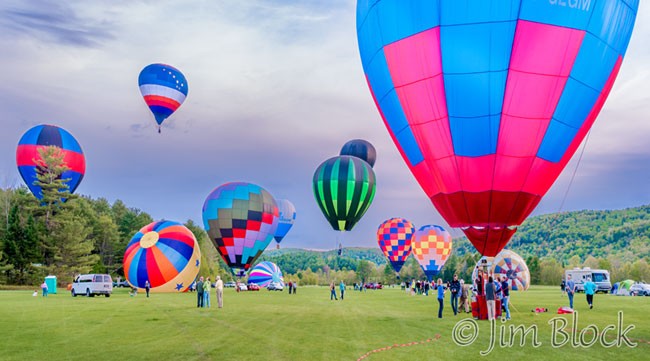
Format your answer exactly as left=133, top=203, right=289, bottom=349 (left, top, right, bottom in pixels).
left=357, top=0, right=638, bottom=256
left=16, top=124, right=85, bottom=199
left=138, top=63, right=188, bottom=132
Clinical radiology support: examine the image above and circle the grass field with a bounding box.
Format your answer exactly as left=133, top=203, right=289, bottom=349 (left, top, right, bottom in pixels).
left=0, top=286, right=648, bottom=360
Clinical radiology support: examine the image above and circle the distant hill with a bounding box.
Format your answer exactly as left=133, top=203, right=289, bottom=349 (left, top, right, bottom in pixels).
left=260, top=205, right=650, bottom=273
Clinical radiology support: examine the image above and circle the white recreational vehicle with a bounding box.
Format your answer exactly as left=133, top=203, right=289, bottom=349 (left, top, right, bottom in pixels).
left=564, top=267, right=611, bottom=293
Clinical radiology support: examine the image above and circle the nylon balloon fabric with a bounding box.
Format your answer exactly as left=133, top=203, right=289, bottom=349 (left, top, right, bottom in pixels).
left=356, top=1, right=638, bottom=256
left=411, top=225, right=452, bottom=281
left=313, top=156, right=376, bottom=232
left=340, top=139, right=377, bottom=167
left=377, top=218, right=415, bottom=273
left=138, top=63, right=188, bottom=129
left=248, top=261, right=284, bottom=287
left=123, top=220, right=201, bottom=292
left=274, top=199, right=296, bottom=245
left=472, top=249, right=530, bottom=291
left=16, top=124, right=85, bottom=199
left=202, top=182, right=279, bottom=276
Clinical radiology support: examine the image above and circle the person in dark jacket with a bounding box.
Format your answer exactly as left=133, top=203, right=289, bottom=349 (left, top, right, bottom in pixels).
left=196, top=277, right=204, bottom=308
left=475, top=270, right=484, bottom=296
left=485, top=276, right=496, bottom=321
left=501, top=276, right=510, bottom=320
left=450, top=274, right=461, bottom=315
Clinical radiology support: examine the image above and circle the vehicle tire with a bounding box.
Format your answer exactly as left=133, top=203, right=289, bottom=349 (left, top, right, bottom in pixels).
left=72, top=289, right=77, bottom=297
left=105, top=294, right=110, bottom=298
left=86, top=288, right=91, bottom=297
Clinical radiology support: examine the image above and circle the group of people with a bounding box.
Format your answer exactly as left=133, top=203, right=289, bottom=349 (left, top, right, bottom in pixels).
left=472, top=270, right=511, bottom=321
left=195, top=276, right=224, bottom=309
left=330, top=281, right=345, bottom=300
left=564, top=274, right=596, bottom=309
left=287, top=281, right=297, bottom=294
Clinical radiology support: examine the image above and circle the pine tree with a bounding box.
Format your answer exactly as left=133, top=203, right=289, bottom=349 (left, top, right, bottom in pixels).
left=32, top=146, right=77, bottom=230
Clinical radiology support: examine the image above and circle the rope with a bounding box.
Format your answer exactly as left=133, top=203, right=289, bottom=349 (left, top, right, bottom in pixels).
left=356, top=334, right=441, bottom=361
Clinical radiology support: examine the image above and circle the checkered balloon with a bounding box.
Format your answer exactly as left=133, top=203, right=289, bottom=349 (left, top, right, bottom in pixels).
left=377, top=218, right=415, bottom=273
left=411, top=225, right=452, bottom=281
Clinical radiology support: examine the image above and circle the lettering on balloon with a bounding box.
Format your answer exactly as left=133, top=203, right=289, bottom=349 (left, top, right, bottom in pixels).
left=549, top=0, right=591, bottom=11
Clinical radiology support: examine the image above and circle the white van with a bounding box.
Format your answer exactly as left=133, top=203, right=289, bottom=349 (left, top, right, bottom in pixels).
left=565, top=267, right=611, bottom=293
left=71, top=274, right=113, bottom=297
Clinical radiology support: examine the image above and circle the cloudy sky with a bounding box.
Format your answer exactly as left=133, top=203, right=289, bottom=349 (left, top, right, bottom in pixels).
left=1, top=1, right=648, bottom=250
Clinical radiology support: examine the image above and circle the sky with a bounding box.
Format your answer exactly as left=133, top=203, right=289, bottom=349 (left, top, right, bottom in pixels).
left=0, top=0, right=649, bottom=250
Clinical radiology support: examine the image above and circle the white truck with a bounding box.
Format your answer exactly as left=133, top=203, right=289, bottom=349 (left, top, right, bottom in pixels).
left=564, top=267, right=611, bottom=293
left=71, top=274, right=113, bottom=297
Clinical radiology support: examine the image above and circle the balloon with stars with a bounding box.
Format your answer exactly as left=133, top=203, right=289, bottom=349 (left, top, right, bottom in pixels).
left=123, top=220, right=201, bottom=293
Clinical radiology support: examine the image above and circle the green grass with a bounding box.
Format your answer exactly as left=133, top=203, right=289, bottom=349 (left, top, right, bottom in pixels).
left=0, top=286, right=648, bottom=360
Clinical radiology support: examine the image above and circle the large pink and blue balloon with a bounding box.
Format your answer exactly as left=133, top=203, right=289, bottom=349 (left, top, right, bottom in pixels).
left=357, top=1, right=638, bottom=256
left=16, top=124, right=85, bottom=199
left=138, top=63, right=188, bottom=132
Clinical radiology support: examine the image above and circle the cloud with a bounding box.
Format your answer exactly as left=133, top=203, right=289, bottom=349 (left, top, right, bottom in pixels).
left=0, top=0, right=114, bottom=47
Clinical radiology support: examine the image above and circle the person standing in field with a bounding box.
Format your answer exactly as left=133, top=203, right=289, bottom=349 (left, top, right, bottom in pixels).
left=501, top=276, right=510, bottom=320
left=583, top=276, right=596, bottom=309
left=215, top=276, right=224, bottom=308
left=436, top=278, right=445, bottom=318
left=145, top=280, right=151, bottom=298
left=288, top=281, right=293, bottom=294
left=330, top=282, right=338, bottom=300
left=565, top=274, right=576, bottom=309
left=340, top=281, right=346, bottom=300
left=293, top=281, right=297, bottom=294
left=203, top=277, right=211, bottom=308
left=450, top=274, right=460, bottom=315
left=40, top=281, right=48, bottom=297
left=459, top=279, right=470, bottom=313
left=197, top=277, right=204, bottom=308
left=485, top=276, right=496, bottom=321
left=475, top=270, right=484, bottom=297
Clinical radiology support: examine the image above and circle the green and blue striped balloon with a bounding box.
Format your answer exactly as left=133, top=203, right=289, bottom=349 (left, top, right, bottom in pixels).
left=313, top=155, right=376, bottom=231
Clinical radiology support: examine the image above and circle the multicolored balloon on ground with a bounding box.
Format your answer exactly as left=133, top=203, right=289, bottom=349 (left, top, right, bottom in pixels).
left=202, top=182, right=279, bottom=277
left=274, top=199, right=296, bottom=247
left=377, top=218, right=415, bottom=273
left=472, top=249, right=530, bottom=291
left=313, top=155, right=376, bottom=232
left=411, top=225, right=452, bottom=281
left=357, top=1, right=638, bottom=256
left=138, top=63, right=188, bottom=133
left=340, top=139, right=377, bottom=167
left=123, top=220, right=201, bottom=292
left=248, top=261, right=284, bottom=287
left=16, top=124, right=85, bottom=199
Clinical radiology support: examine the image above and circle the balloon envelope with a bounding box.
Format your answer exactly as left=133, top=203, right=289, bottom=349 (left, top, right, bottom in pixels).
left=138, top=63, right=188, bottom=128
left=340, top=139, right=377, bottom=167
left=472, top=249, right=530, bottom=291
left=357, top=1, right=638, bottom=256
left=248, top=261, right=284, bottom=287
left=202, top=182, right=279, bottom=276
left=274, top=199, right=296, bottom=245
left=123, top=220, right=201, bottom=292
left=16, top=124, right=85, bottom=199
left=377, top=218, right=415, bottom=273
left=313, top=155, right=376, bottom=231
left=411, top=225, right=452, bottom=281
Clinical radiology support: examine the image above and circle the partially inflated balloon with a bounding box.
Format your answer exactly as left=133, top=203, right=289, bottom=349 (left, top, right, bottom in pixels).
left=377, top=218, right=415, bottom=273
left=340, top=139, right=377, bottom=167
left=16, top=124, right=85, bottom=199
left=411, top=225, right=452, bottom=281
left=472, top=249, right=530, bottom=291
left=274, top=199, right=296, bottom=246
left=202, top=182, right=279, bottom=277
left=123, top=220, right=201, bottom=292
left=138, top=63, right=188, bottom=132
left=357, top=1, right=638, bottom=256
left=248, top=261, right=284, bottom=287
left=313, top=155, right=376, bottom=231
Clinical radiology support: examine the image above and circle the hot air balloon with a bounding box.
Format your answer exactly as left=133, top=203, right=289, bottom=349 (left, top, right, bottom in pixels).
left=274, top=199, right=296, bottom=248
left=340, top=139, right=377, bottom=167
left=313, top=155, right=376, bottom=232
left=357, top=1, right=638, bottom=256
left=472, top=249, right=530, bottom=291
left=123, top=220, right=201, bottom=292
left=377, top=218, right=415, bottom=273
left=202, top=182, right=279, bottom=277
left=411, top=225, right=452, bottom=281
left=16, top=124, right=85, bottom=199
left=138, top=63, right=188, bottom=133
left=248, top=261, right=284, bottom=288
